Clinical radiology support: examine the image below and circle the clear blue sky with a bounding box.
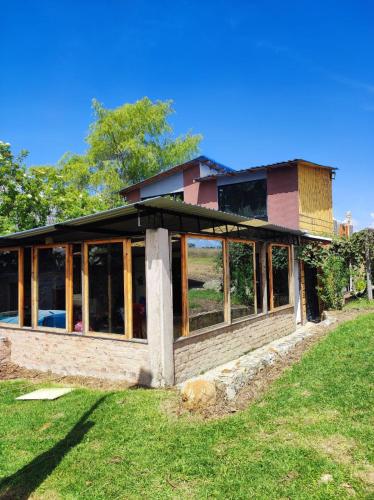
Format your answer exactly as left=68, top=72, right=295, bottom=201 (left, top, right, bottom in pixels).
left=1, top=0, right=373, bottom=228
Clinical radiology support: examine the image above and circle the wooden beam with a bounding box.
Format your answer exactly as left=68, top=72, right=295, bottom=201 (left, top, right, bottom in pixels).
left=55, top=224, right=132, bottom=237
left=82, top=243, right=89, bottom=334
left=223, top=239, right=231, bottom=324
left=260, top=242, right=268, bottom=314
left=18, top=248, right=24, bottom=327
left=31, top=247, right=38, bottom=329
left=180, top=234, right=189, bottom=337
left=124, top=239, right=133, bottom=339
left=66, top=245, right=73, bottom=332
left=268, top=244, right=274, bottom=311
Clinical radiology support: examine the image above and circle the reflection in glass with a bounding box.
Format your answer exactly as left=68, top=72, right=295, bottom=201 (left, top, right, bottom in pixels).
left=0, top=251, right=19, bottom=324
left=132, top=239, right=147, bottom=339
left=38, top=247, right=66, bottom=329
left=271, top=245, right=290, bottom=308
left=73, top=244, right=82, bottom=332
left=229, top=242, right=255, bottom=320
left=88, top=243, right=124, bottom=334
left=188, top=238, right=224, bottom=332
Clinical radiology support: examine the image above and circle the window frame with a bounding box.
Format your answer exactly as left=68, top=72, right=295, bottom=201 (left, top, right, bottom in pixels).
left=0, top=247, right=23, bottom=328
left=227, top=238, right=258, bottom=323
left=32, top=243, right=73, bottom=334
left=268, top=243, right=292, bottom=311
left=83, top=238, right=133, bottom=339
left=181, top=234, right=229, bottom=337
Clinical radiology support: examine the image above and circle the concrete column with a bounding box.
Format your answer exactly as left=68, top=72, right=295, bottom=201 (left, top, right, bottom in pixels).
left=146, top=228, right=174, bottom=387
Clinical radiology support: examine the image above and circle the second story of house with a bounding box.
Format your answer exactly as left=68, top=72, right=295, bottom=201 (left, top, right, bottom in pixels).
left=120, top=155, right=336, bottom=237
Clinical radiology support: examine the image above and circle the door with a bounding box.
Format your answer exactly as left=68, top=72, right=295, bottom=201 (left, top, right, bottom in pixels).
left=304, top=263, right=320, bottom=321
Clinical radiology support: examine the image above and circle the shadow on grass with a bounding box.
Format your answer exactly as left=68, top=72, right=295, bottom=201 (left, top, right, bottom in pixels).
left=0, top=396, right=107, bottom=499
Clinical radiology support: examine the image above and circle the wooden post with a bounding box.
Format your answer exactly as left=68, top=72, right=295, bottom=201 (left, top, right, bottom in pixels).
left=223, top=239, right=231, bottom=324
left=82, top=243, right=89, bottom=333
left=66, top=245, right=73, bottom=333
left=181, top=234, right=189, bottom=337
left=366, top=233, right=373, bottom=301
left=31, top=247, right=38, bottom=329
left=18, top=248, right=24, bottom=327
left=260, top=242, right=268, bottom=314
left=124, top=240, right=133, bottom=339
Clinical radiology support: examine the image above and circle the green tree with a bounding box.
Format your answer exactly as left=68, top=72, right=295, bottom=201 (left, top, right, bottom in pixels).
left=86, top=98, right=202, bottom=193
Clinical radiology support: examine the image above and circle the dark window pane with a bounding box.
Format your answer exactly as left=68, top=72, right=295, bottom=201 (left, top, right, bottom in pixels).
left=88, top=243, right=124, bottom=334
left=132, top=239, right=147, bottom=339
left=171, top=237, right=182, bottom=339
left=229, top=242, right=255, bottom=320
left=24, top=248, right=32, bottom=327
left=271, top=246, right=290, bottom=308
left=73, top=244, right=82, bottom=332
left=188, top=238, right=224, bottom=332
left=38, top=247, right=66, bottom=329
left=218, top=179, right=267, bottom=218
left=0, top=251, right=19, bottom=324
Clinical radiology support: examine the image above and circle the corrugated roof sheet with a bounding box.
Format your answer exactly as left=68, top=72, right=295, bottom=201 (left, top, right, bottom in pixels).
left=195, top=158, right=337, bottom=182
left=0, top=197, right=304, bottom=244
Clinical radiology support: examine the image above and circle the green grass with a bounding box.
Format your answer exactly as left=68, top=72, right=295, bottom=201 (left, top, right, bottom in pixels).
left=188, top=288, right=223, bottom=310
left=344, top=297, right=374, bottom=310
left=1, top=314, right=374, bottom=498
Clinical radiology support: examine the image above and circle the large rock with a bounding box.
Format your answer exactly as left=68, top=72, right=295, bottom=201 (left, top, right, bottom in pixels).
left=181, top=379, right=217, bottom=409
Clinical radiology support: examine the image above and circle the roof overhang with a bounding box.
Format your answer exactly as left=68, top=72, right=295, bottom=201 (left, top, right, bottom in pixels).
left=0, top=198, right=307, bottom=248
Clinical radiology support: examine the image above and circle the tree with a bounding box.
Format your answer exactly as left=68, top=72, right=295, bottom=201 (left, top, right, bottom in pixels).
left=86, top=98, right=202, bottom=191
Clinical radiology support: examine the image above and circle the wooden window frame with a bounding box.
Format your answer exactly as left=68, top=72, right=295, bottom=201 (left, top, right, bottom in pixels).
left=83, top=239, right=133, bottom=339
left=181, top=234, right=228, bottom=337
left=227, top=238, right=258, bottom=322
left=0, top=247, right=23, bottom=328
left=32, top=244, right=73, bottom=333
left=268, top=243, right=292, bottom=311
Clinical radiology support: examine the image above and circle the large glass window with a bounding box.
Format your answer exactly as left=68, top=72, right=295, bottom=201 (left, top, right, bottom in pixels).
left=131, top=239, right=147, bottom=339
left=88, top=242, right=124, bottom=334
left=270, top=245, right=290, bottom=308
left=229, top=241, right=256, bottom=320
left=0, top=250, right=19, bottom=325
left=218, top=179, right=267, bottom=218
left=38, top=247, right=66, bottom=329
left=187, top=238, right=224, bottom=332
left=72, top=244, right=82, bottom=332
left=171, top=237, right=182, bottom=339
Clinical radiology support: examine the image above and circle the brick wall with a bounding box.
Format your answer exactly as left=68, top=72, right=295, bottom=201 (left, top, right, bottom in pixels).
left=0, top=335, right=10, bottom=364
left=174, top=307, right=295, bottom=383
left=0, top=328, right=151, bottom=385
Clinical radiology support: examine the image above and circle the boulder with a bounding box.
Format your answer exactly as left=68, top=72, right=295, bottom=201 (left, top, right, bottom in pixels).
left=181, top=379, right=217, bottom=409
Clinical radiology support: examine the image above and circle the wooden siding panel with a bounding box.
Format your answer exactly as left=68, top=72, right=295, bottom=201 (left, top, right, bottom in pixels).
left=298, top=164, right=333, bottom=236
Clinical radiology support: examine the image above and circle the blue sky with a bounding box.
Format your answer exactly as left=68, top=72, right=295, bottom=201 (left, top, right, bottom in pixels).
left=1, top=0, right=373, bottom=228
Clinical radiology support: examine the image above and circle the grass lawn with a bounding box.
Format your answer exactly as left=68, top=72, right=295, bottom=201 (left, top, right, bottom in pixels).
left=1, top=313, right=374, bottom=499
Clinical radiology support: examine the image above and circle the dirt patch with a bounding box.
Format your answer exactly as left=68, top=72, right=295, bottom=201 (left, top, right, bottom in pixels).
left=0, top=362, right=133, bottom=391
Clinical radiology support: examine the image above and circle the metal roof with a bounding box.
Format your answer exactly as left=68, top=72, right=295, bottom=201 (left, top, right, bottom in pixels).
left=0, top=197, right=304, bottom=246
left=119, top=156, right=234, bottom=195
left=195, top=159, right=337, bottom=183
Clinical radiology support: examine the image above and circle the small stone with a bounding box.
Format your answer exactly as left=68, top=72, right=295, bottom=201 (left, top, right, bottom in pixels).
left=319, top=473, right=333, bottom=484
left=181, top=379, right=217, bottom=409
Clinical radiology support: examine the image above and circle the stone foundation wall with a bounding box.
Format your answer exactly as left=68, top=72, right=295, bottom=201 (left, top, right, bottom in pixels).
left=0, top=335, right=10, bottom=364
left=174, top=307, right=295, bottom=383
left=0, top=328, right=151, bottom=385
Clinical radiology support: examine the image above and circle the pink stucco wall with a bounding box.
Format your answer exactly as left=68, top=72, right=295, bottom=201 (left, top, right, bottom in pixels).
left=126, top=189, right=141, bottom=203
left=183, top=165, right=218, bottom=209
left=267, top=166, right=299, bottom=230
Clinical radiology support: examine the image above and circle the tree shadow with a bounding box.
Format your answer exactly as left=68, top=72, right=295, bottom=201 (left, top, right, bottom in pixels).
left=0, top=395, right=107, bottom=499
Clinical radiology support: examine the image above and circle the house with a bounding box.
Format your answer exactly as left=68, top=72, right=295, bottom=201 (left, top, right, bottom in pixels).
left=0, top=157, right=335, bottom=388
left=120, top=156, right=336, bottom=237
